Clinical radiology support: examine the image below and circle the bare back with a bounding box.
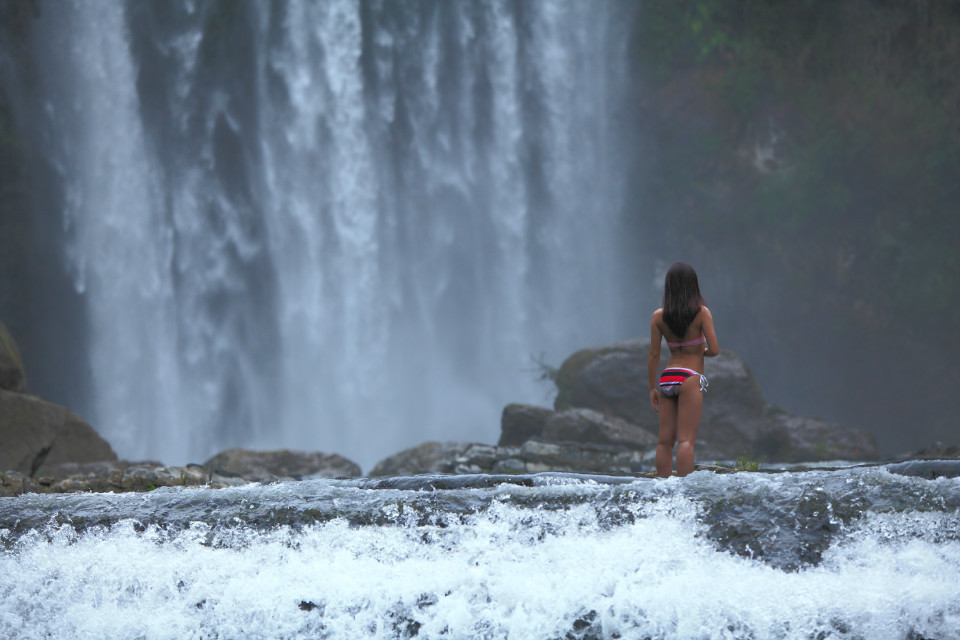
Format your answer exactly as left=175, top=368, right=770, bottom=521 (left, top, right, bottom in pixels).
left=650, top=306, right=719, bottom=373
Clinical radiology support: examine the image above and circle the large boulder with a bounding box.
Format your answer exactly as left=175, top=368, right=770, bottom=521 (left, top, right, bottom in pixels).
left=0, top=389, right=117, bottom=475
left=552, top=340, right=766, bottom=453
left=0, top=322, right=28, bottom=393
left=698, top=351, right=769, bottom=453
left=551, top=339, right=877, bottom=461
left=203, top=448, right=361, bottom=480
left=553, top=339, right=650, bottom=424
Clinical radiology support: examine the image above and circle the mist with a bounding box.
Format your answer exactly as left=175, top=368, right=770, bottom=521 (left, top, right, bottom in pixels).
left=1, top=0, right=956, bottom=469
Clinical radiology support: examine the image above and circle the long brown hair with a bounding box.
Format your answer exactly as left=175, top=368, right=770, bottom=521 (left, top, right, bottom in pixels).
left=662, top=262, right=705, bottom=338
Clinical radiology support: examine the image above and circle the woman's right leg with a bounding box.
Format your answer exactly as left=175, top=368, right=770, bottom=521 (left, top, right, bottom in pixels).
left=656, top=394, right=678, bottom=478
left=675, top=378, right=704, bottom=476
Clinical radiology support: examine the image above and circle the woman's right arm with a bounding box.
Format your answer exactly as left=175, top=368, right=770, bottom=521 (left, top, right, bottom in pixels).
left=701, top=307, right=720, bottom=357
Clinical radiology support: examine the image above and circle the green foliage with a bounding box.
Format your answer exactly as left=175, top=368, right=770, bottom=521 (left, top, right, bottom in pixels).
left=735, top=453, right=765, bottom=472
left=633, top=0, right=960, bottom=349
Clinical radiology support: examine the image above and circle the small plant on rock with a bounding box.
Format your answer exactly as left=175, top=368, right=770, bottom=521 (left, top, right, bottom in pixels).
left=735, top=452, right=765, bottom=472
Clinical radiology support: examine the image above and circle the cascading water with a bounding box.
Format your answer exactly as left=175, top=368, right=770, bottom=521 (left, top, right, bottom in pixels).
left=2, top=466, right=959, bottom=638
left=18, top=0, right=635, bottom=469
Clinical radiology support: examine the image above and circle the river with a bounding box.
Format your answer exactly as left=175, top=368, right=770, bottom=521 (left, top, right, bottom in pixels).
left=2, top=464, right=958, bottom=639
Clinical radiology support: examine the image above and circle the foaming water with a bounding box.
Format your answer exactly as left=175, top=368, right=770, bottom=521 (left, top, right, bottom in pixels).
left=2, top=467, right=958, bottom=639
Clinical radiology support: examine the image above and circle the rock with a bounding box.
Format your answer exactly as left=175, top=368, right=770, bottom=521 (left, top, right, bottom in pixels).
left=0, top=470, right=33, bottom=496
left=753, top=411, right=878, bottom=462
left=0, top=322, right=28, bottom=393
left=117, top=463, right=236, bottom=492
left=0, top=389, right=117, bottom=475
left=698, top=349, right=768, bottom=451
left=202, top=448, right=361, bottom=480
left=368, top=441, right=474, bottom=477
left=551, top=339, right=877, bottom=461
left=0, top=462, right=249, bottom=497
left=500, top=402, right=657, bottom=455
left=370, top=439, right=655, bottom=477
left=40, top=459, right=163, bottom=478
left=553, top=339, right=765, bottom=446
left=553, top=339, right=650, bottom=424
left=507, top=440, right=645, bottom=476
left=0, top=323, right=118, bottom=476
left=498, top=404, right=553, bottom=446
left=885, top=460, right=960, bottom=480
left=542, top=408, right=658, bottom=450
left=894, top=442, right=960, bottom=461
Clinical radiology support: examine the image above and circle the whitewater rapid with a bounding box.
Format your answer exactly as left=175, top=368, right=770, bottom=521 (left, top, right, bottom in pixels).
left=2, top=466, right=958, bottom=639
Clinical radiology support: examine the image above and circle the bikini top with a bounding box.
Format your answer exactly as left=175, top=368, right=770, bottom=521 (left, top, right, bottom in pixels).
left=665, top=335, right=706, bottom=349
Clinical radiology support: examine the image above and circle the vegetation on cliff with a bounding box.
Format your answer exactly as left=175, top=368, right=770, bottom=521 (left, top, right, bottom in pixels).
left=634, top=0, right=958, bottom=328
left=629, top=0, right=960, bottom=449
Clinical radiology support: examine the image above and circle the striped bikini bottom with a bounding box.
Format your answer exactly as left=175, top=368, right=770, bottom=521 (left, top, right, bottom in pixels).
left=658, top=367, right=709, bottom=397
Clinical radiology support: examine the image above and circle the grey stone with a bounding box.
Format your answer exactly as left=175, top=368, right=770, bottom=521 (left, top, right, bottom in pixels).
left=498, top=404, right=553, bottom=446
left=754, top=411, right=878, bottom=462
left=368, top=441, right=474, bottom=476
left=894, top=442, right=960, bottom=461
left=372, top=438, right=655, bottom=478
left=0, top=463, right=249, bottom=497
left=543, top=408, right=658, bottom=450
left=0, top=389, right=117, bottom=475
left=203, top=448, right=361, bottom=480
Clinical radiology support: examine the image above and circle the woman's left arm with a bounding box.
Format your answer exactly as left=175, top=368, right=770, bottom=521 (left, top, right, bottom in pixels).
left=648, top=311, right=663, bottom=411
left=701, top=307, right=720, bottom=357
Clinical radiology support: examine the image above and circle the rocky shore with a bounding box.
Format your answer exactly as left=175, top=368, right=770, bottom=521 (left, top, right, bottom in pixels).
left=2, top=323, right=955, bottom=498
left=0, top=449, right=364, bottom=496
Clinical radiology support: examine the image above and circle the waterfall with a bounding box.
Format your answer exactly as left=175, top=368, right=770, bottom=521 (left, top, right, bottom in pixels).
left=19, top=0, right=636, bottom=470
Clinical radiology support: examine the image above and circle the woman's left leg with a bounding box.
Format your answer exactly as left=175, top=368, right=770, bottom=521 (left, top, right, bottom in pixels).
left=675, top=377, right=703, bottom=477
left=656, top=394, right=678, bottom=478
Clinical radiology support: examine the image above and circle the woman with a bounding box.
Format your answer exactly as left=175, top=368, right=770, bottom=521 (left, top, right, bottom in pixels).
left=647, top=262, right=719, bottom=477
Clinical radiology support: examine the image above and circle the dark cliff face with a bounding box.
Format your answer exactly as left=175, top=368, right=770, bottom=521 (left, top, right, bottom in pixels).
left=0, top=1, right=94, bottom=417
left=623, top=0, right=960, bottom=454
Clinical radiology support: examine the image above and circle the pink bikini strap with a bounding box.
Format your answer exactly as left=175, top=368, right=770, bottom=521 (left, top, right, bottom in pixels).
left=666, top=335, right=706, bottom=348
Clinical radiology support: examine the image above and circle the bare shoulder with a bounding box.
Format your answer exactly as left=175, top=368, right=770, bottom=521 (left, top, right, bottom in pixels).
left=649, top=308, right=663, bottom=351
left=699, top=306, right=717, bottom=336
left=651, top=308, right=664, bottom=330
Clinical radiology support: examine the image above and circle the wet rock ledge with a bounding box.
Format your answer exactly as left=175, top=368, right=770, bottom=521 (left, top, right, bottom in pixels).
left=2, top=321, right=956, bottom=497
left=1, top=461, right=246, bottom=496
